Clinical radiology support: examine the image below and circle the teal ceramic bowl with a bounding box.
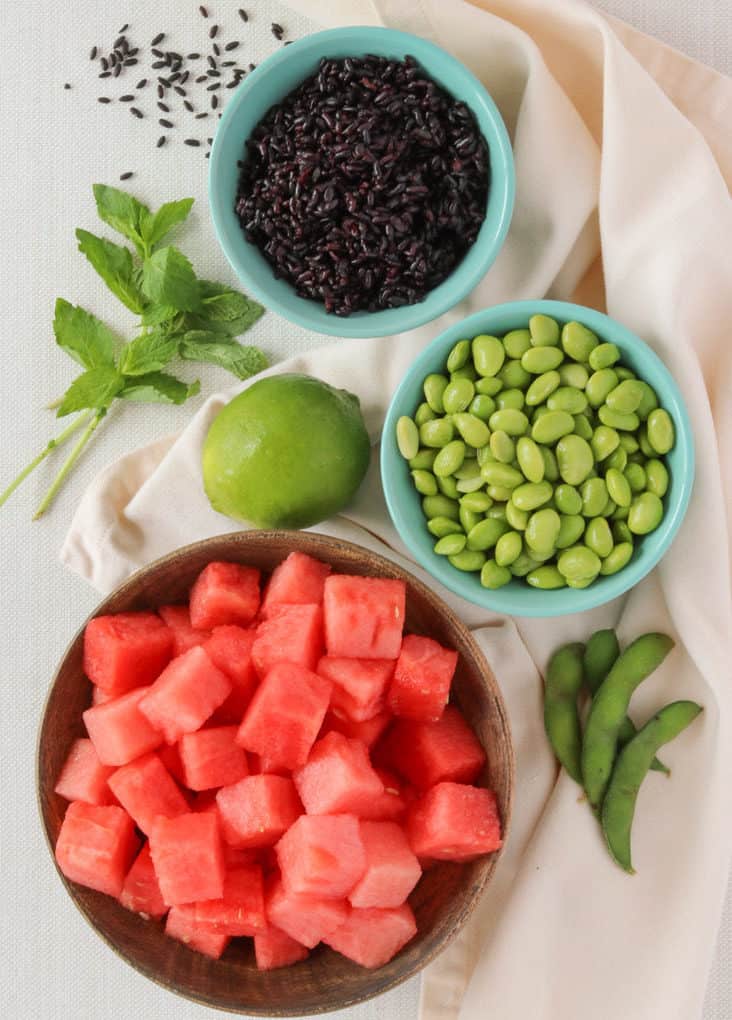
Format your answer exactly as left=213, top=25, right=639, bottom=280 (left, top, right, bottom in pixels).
left=381, top=301, right=694, bottom=617
left=208, top=27, right=514, bottom=338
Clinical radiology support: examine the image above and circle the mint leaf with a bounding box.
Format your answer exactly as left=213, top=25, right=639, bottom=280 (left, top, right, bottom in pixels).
left=180, top=333, right=268, bottom=380
left=53, top=299, right=118, bottom=369
left=76, top=229, right=146, bottom=314
left=120, top=371, right=200, bottom=404
left=93, top=184, right=150, bottom=255
left=140, top=198, right=194, bottom=252
left=141, top=246, right=200, bottom=312
left=57, top=366, right=124, bottom=417
left=186, top=282, right=263, bottom=337
left=120, top=331, right=181, bottom=376
left=140, top=303, right=182, bottom=328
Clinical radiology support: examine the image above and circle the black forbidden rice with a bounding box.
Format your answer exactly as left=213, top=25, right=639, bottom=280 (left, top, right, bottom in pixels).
left=234, top=54, right=490, bottom=316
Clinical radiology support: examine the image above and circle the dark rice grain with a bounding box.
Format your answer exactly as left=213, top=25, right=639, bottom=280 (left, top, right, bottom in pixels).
left=120, top=171, right=134, bottom=180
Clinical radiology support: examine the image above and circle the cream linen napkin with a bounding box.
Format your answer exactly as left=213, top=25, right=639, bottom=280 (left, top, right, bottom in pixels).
left=61, top=2, right=732, bottom=1018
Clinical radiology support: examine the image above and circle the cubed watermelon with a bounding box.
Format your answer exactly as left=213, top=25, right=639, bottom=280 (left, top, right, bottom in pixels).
left=255, top=925, right=309, bottom=970
left=406, top=782, right=502, bottom=860
left=150, top=811, right=225, bottom=906
left=55, top=801, right=138, bottom=898
left=261, top=552, right=331, bottom=617
left=387, top=635, right=457, bottom=722
left=186, top=865, right=266, bottom=935
left=349, top=821, right=422, bottom=909
left=165, top=906, right=230, bottom=958
left=54, top=737, right=115, bottom=805
left=266, top=877, right=348, bottom=948
left=358, top=768, right=407, bottom=822
left=317, top=657, right=395, bottom=722
left=223, top=846, right=261, bottom=868
left=108, top=752, right=189, bottom=835
left=252, top=604, right=324, bottom=677
left=91, top=686, right=113, bottom=706
left=321, top=710, right=392, bottom=748
left=375, top=707, right=486, bottom=790
left=236, top=662, right=331, bottom=771
left=83, top=611, right=173, bottom=695
left=189, top=561, right=260, bottom=630
left=216, top=774, right=302, bottom=849
left=248, top=753, right=290, bottom=776
left=324, top=904, right=417, bottom=968
left=276, top=814, right=365, bottom=899
left=138, top=646, right=232, bottom=744
left=119, top=842, right=167, bottom=919
left=158, top=604, right=211, bottom=655
left=83, top=687, right=163, bottom=766
left=157, top=742, right=187, bottom=786
left=293, top=732, right=384, bottom=816
left=205, top=625, right=258, bottom=724
left=323, top=576, right=406, bottom=660
left=179, top=726, right=249, bottom=791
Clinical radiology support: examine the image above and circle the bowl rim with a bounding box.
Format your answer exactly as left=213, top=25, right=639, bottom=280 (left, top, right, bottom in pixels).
left=381, top=300, right=695, bottom=617
left=37, top=530, right=515, bottom=1015
left=208, top=25, right=515, bottom=338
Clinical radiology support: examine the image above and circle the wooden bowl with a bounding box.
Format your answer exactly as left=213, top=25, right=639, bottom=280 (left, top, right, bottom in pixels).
left=37, top=531, right=514, bottom=1015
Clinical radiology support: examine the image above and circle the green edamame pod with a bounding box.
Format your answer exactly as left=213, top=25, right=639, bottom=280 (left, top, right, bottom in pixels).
left=543, top=642, right=585, bottom=783
left=557, top=544, right=601, bottom=581
left=503, top=328, right=532, bottom=359
left=619, top=432, right=640, bottom=454
left=616, top=715, right=669, bottom=774
left=598, top=405, right=640, bottom=432
left=526, top=565, right=566, bottom=589
left=409, top=448, right=437, bottom=472
left=624, top=462, right=646, bottom=493
left=529, top=314, right=560, bottom=347
left=645, top=458, right=669, bottom=498
left=581, top=477, right=609, bottom=517
left=586, top=369, right=619, bottom=408
left=434, top=533, right=466, bottom=556
left=573, top=413, right=594, bottom=441
left=606, top=467, right=632, bottom=507
left=427, top=516, right=463, bottom=538
left=422, top=494, right=460, bottom=521
left=584, top=517, right=613, bottom=558
left=548, top=386, right=588, bottom=414
left=481, top=462, right=524, bottom=489
left=481, top=559, right=512, bottom=589
left=522, top=346, right=564, bottom=374
left=532, top=410, right=575, bottom=444
left=606, top=446, right=628, bottom=472
left=469, top=394, right=496, bottom=420
left=456, top=475, right=485, bottom=494
left=525, top=370, right=561, bottom=407
left=411, top=469, right=438, bottom=495
left=542, top=446, right=560, bottom=482
left=424, top=374, right=449, bottom=413
left=555, top=434, right=594, bottom=485
left=475, top=376, right=503, bottom=396
left=453, top=412, right=491, bottom=448
left=433, top=440, right=467, bottom=478
left=496, top=388, right=525, bottom=411
left=558, top=362, right=590, bottom=389
left=583, top=629, right=620, bottom=695
left=628, top=492, right=663, bottom=535
left=396, top=416, right=420, bottom=460
left=415, top=401, right=436, bottom=427
left=451, top=363, right=478, bottom=382
left=489, top=408, right=529, bottom=437
left=555, top=514, right=585, bottom=550
left=511, top=480, right=553, bottom=512
left=635, top=381, right=659, bottom=420
left=498, top=359, right=532, bottom=389
left=495, top=529, right=523, bottom=567
left=606, top=379, right=643, bottom=414
left=472, top=334, right=505, bottom=377
left=516, top=436, right=545, bottom=484
left=460, top=491, right=493, bottom=513
left=490, top=430, right=516, bottom=464
left=446, top=339, right=471, bottom=373
left=437, top=474, right=460, bottom=499
left=525, top=508, right=561, bottom=554
left=555, top=484, right=582, bottom=515
left=467, top=517, right=510, bottom=551
left=486, top=504, right=508, bottom=521
left=589, top=342, right=620, bottom=370
left=591, top=425, right=620, bottom=461
left=449, top=548, right=487, bottom=572
left=646, top=408, right=675, bottom=454
left=561, top=321, right=598, bottom=362
left=419, top=418, right=454, bottom=448
left=442, top=377, right=475, bottom=414
left=459, top=505, right=482, bottom=533
left=505, top=500, right=529, bottom=530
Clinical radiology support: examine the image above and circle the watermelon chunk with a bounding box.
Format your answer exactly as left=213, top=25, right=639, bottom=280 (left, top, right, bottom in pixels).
left=179, top=726, right=249, bottom=791
left=261, top=552, right=331, bottom=617
left=138, top=646, right=232, bottom=744
left=108, top=752, right=189, bottom=835
left=236, top=662, right=331, bottom=771
left=150, top=812, right=225, bottom=906
left=387, top=635, right=457, bottom=721
left=158, top=604, right=211, bottom=655
left=406, top=782, right=502, bottom=861
left=91, top=686, right=113, bottom=706
left=205, top=625, right=258, bottom=725
left=186, top=865, right=266, bottom=936
left=317, top=657, right=395, bottom=722
left=321, top=710, right=392, bottom=748
left=324, top=904, right=417, bottom=968
left=83, top=611, right=173, bottom=695
left=276, top=814, right=365, bottom=899
left=323, top=576, right=406, bottom=660
left=165, top=906, right=230, bottom=958
left=54, top=738, right=115, bottom=805
left=293, top=732, right=384, bottom=816
left=189, top=561, right=260, bottom=630
left=349, top=821, right=422, bottom=909
left=157, top=742, right=187, bottom=786
left=55, top=801, right=138, bottom=898
left=255, top=925, right=309, bottom=970
left=119, top=842, right=167, bottom=919
left=358, top=768, right=407, bottom=822
left=216, top=774, right=302, bottom=849
left=375, top=707, right=486, bottom=790
left=223, top=846, right=261, bottom=869
left=252, top=604, right=324, bottom=677
left=83, top=687, right=163, bottom=766
left=266, top=877, right=348, bottom=948
left=249, top=753, right=290, bottom=776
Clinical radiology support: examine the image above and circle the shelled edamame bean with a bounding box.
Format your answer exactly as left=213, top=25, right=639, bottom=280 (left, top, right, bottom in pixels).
left=397, top=316, right=676, bottom=590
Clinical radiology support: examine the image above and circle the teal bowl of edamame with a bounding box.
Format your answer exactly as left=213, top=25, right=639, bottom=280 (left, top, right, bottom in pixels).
left=381, top=301, right=694, bottom=617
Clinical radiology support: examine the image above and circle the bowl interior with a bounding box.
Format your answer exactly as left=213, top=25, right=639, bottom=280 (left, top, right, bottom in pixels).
left=38, top=531, right=513, bottom=1016
left=382, top=300, right=695, bottom=617
left=208, top=27, right=514, bottom=338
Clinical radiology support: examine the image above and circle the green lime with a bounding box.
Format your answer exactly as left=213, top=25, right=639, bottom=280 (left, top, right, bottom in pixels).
left=202, top=373, right=370, bottom=528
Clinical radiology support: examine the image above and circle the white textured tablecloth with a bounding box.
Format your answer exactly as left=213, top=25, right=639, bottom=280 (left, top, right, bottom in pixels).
left=0, top=2, right=729, bottom=1019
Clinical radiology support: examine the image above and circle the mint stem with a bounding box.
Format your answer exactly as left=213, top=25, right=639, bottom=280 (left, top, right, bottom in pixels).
left=32, top=411, right=105, bottom=520
left=0, top=412, right=93, bottom=511
left=46, top=396, right=63, bottom=410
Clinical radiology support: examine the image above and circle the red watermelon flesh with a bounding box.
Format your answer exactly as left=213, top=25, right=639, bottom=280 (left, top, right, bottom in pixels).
left=139, top=646, right=232, bottom=744
left=252, top=603, right=324, bottom=677
left=293, top=732, right=384, bottom=816
left=236, top=662, right=331, bottom=771
left=248, top=753, right=290, bottom=776
left=324, top=904, right=417, bottom=968
left=186, top=865, right=266, bottom=936
left=108, top=752, right=189, bottom=835
left=55, top=801, right=138, bottom=898
left=323, top=576, right=406, bottom=660
left=189, top=561, right=261, bottom=630
left=375, top=707, right=486, bottom=790
left=349, top=821, right=422, bottom=909
left=276, top=813, right=365, bottom=899
left=205, top=625, right=258, bottom=724
left=266, top=877, right=348, bottom=948
left=261, top=552, right=331, bottom=617
left=255, top=925, right=309, bottom=970
left=158, top=604, right=211, bottom=655
left=317, top=656, right=395, bottom=722
left=165, top=905, right=230, bottom=958
left=321, top=709, right=392, bottom=748
left=358, top=768, right=407, bottom=822
left=407, top=782, right=502, bottom=861
left=150, top=811, right=225, bottom=906
left=216, top=774, right=302, bottom=849
left=223, top=846, right=261, bottom=868
left=119, top=842, right=167, bottom=919
left=83, top=611, right=173, bottom=695
left=83, top=687, right=163, bottom=766
left=92, top=686, right=113, bottom=705
left=157, top=742, right=187, bottom=787
left=54, top=738, right=115, bottom=805
left=387, top=634, right=457, bottom=722
left=179, top=726, right=249, bottom=791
